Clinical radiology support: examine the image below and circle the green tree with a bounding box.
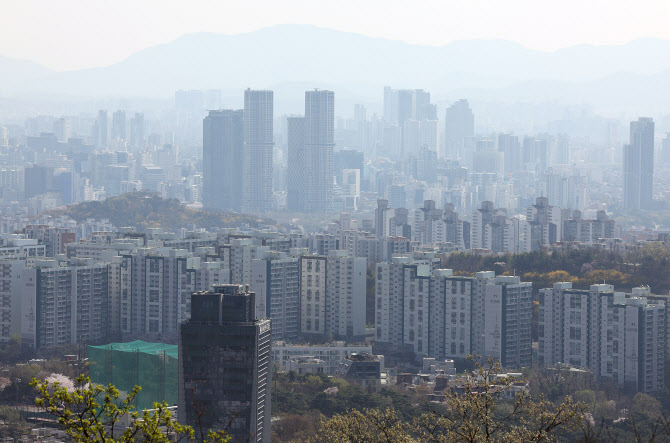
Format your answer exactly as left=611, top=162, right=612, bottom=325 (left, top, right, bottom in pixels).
left=0, top=405, right=30, bottom=440
left=31, top=375, right=230, bottom=443
left=311, top=357, right=587, bottom=442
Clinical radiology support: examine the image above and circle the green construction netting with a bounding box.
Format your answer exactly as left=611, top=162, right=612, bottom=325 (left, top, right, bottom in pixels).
left=88, top=340, right=178, bottom=411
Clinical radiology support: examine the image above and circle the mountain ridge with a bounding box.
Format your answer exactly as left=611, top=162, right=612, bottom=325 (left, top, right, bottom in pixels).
left=2, top=25, right=670, bottom=112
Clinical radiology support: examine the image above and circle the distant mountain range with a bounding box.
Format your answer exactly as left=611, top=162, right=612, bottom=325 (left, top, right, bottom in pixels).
left=2, top=25, right=670, bottom=111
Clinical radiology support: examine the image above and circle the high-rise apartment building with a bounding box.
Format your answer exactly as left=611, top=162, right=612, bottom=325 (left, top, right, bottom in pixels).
left=539, top=282, right=665, bottom=393
left=119, top=248, right=230, bottom=339
left=304, top=89, right=334, bottom=213
left=243, top=89, right=274, bottom=213
left=130, top=113, right=144, bottom=147
left=202, top=110, right=244, bottom=211
left=286, top=116, right=305, bottom=211
left=111, top=110, right=126, bottom=142
left=97, top=110, right=108, bottom=147
left=624, top=117, right=654, bottom=210
left=21, top=260, right=110, bottom=349
left=497, top=133, right=521, bottom=174
left=444, top=100, right=474, bottom=160
left=178, top=285, right=271, bottom=442
left=250, top=251, right=299, bottom=341
left=375, top=259, right=532, bottom=368
left=299, top=251, right=367, bottom=341
left=217, top=238, right=270, bottom=286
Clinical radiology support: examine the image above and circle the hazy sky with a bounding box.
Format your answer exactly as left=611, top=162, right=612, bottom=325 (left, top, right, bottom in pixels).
left=3, top=0, right=670, bottom=71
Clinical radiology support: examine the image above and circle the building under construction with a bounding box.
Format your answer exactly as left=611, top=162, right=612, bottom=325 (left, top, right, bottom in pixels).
left=88, top=340, right=178, bottom=410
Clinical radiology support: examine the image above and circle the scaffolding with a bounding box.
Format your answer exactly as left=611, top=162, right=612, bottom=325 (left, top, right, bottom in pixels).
left=88, top=340, right=178, bottom=410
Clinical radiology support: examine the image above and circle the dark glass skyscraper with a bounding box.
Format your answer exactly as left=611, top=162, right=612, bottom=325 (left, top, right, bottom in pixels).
left=202, top=110, right=244, bottom=211
left=178, top=284, right=271, bottom=443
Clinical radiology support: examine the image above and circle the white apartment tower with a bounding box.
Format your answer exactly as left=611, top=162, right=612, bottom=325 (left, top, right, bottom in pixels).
left=539, top=282, right=665, bottom=392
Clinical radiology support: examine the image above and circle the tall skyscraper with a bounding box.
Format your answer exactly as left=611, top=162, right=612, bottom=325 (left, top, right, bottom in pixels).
left=130, top=113, right=144, bottom=147
left=243, top=89, right=274, bottom=213
left=444, top=100, right=474, bottom=160
left=304, top=89, right=335, bottom=213
left=624, top=117, right=654, bottom=210
left=286, top=116, right=305, bottom=211
left=178, top=284, right=271, bottom=442
left=97, top=110, right=108, bottom=148
left=202, top=110, right=244, bottom=211
left=111, top=110, right=126, bottom=142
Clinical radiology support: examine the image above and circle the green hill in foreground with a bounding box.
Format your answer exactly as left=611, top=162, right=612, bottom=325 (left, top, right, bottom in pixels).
left=47, top=192, right=274, bottom=231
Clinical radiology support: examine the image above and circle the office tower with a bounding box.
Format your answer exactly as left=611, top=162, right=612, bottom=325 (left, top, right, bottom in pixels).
left=250, top=252, right=299, bottom=341
left=24, top=165, right=54, bottom=198
left=304, top=89, right=335, bottom=213
left=242, top=89, right=274, bottom=213
left=624, top=117, right=655, bottom=210
left=53, top=117, right=71, bottom=143
left=130, top=113, right=145, bottom=147
left=539, top=282, right=665, bottom=393
left=202, top=110, right=244, bottom=211
left=286, top=116, right=305, bottom=211
left=444, top=100, right=474, bottom=160
left=97, top=110, right=108, bottom=147
left=21, top=261, right=110, bottom=349
left=112, top=110, right=126, bottom=142
left=178, top=285, right=271, bottom=442
left=497, top=134, right=521, bottom=174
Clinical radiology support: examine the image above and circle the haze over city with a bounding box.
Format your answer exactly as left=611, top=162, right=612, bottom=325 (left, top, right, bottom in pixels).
left=1, top=1, right=670, bottom=442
